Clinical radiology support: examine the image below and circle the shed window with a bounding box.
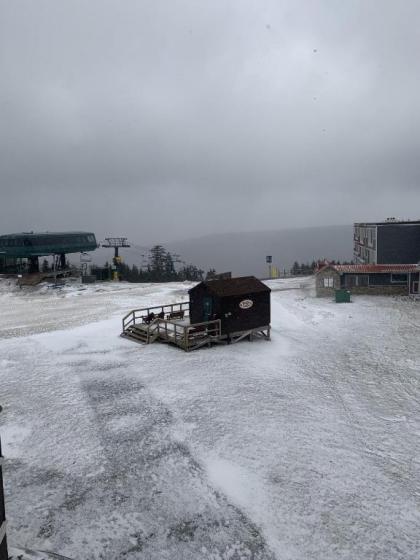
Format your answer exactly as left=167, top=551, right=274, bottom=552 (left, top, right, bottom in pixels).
left=391, top=273, right=408, bottom=284
left=323, top=277, right=334, bottom=288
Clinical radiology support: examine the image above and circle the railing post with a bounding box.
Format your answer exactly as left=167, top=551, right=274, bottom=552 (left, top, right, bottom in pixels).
left=184, top=326, right=188, bottom=351
left=0, top=407, right=8, bottom=560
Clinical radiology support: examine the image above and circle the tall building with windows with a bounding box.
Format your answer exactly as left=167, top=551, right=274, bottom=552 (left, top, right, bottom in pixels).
left=354, top=219, right=420, bottom=264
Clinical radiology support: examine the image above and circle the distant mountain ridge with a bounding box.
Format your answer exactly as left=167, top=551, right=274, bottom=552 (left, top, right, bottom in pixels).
left=89, top=225, right=353, bottom=276
left=166, top=225, right=353, bottom=277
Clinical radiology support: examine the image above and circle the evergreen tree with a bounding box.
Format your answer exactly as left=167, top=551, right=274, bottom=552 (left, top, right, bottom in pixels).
left=131, top=264, right=140, bottom=282
left=164, top=251, right=177, bottom=281
left=100, top=245, right=213, bottom=283
left=206, top=268, right=217, bottom=280
left=179, top=264, right=204, bottom=281
left=148, top=245, right=166, bottom=281
left=291, top=261, right=300, bottom=275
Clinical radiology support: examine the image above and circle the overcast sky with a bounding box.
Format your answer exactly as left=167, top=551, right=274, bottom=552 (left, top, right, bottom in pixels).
left=1, top=0, right=420, bottom=244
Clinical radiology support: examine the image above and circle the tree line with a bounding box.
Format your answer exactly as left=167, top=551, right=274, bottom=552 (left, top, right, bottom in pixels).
left=101, top=245, right=216, bottom=283
left=290, top=259, right=354, bottom=276
left=40, top=250, right=354, bottom=281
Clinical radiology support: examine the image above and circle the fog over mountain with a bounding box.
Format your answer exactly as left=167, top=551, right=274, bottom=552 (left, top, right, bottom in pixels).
left=167, top=225, right=353, bottom=276
left=89, top=224, right=353, bottom=277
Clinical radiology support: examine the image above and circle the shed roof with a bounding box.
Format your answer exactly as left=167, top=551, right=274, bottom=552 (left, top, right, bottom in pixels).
left=317, top=264, right=418, bottom=275
left=189, top=276, right=270, bottom=297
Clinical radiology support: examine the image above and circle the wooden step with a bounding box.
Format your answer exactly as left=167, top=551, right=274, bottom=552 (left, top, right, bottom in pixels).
left=122, top=329, right=148, bottom=343
left=130, top=324, right=149, bottom=335
left=122, top=333, right=146, bottom=344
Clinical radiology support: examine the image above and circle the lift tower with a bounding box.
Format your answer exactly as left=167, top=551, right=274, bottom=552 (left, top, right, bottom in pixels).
left=102, top=237, right=130, bottom=280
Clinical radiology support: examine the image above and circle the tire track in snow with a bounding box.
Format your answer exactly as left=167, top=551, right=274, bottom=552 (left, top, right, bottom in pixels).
left=77, top=373, right=276, bottom=560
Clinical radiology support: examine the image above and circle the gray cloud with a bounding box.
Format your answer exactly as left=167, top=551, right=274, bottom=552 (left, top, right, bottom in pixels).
left=1, top=0, right=420, bottom=243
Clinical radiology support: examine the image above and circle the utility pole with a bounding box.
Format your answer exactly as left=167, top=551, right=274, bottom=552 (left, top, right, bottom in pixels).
left=266, top=255, right=272, bottom=279
left=102, top=237, right=130, bottom=280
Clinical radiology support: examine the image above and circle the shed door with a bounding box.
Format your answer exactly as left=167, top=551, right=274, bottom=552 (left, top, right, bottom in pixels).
left=203, top=297, right=213, bottom=321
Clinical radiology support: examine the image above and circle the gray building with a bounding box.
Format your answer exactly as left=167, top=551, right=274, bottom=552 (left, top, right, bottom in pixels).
left=354, top=219, right=420, bottom=264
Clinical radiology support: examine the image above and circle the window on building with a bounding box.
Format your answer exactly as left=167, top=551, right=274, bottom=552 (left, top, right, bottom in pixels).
left=357, top=275, right=369, bottom=286
left=345, top=274, right=369, bottom=287
left=391, top=273, right=408, bottom=284
left=323, top=277, right=334, bottom=287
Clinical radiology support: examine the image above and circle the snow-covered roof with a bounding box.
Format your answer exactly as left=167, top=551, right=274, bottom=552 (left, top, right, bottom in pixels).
left=317, top=264, right=418, bottom=274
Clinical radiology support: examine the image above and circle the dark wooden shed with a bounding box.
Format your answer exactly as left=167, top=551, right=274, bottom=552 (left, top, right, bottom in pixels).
left=188, top=276, right=271, bottom=336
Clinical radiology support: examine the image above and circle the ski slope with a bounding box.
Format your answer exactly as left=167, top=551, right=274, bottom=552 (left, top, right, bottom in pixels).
left=0, top=277, right=419, bottom=559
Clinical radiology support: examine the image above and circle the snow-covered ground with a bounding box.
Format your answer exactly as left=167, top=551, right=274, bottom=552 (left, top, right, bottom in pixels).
left=1, top=277, right=419, bottom=559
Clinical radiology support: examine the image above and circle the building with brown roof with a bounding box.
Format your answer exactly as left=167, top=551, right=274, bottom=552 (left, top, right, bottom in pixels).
left=315, top=263, right=419, bottom=297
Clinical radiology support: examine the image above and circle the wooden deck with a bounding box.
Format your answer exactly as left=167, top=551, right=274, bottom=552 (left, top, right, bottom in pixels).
left=121, top=301, right=270, bottom=351
left=121, top=301, right=221, bottom=351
